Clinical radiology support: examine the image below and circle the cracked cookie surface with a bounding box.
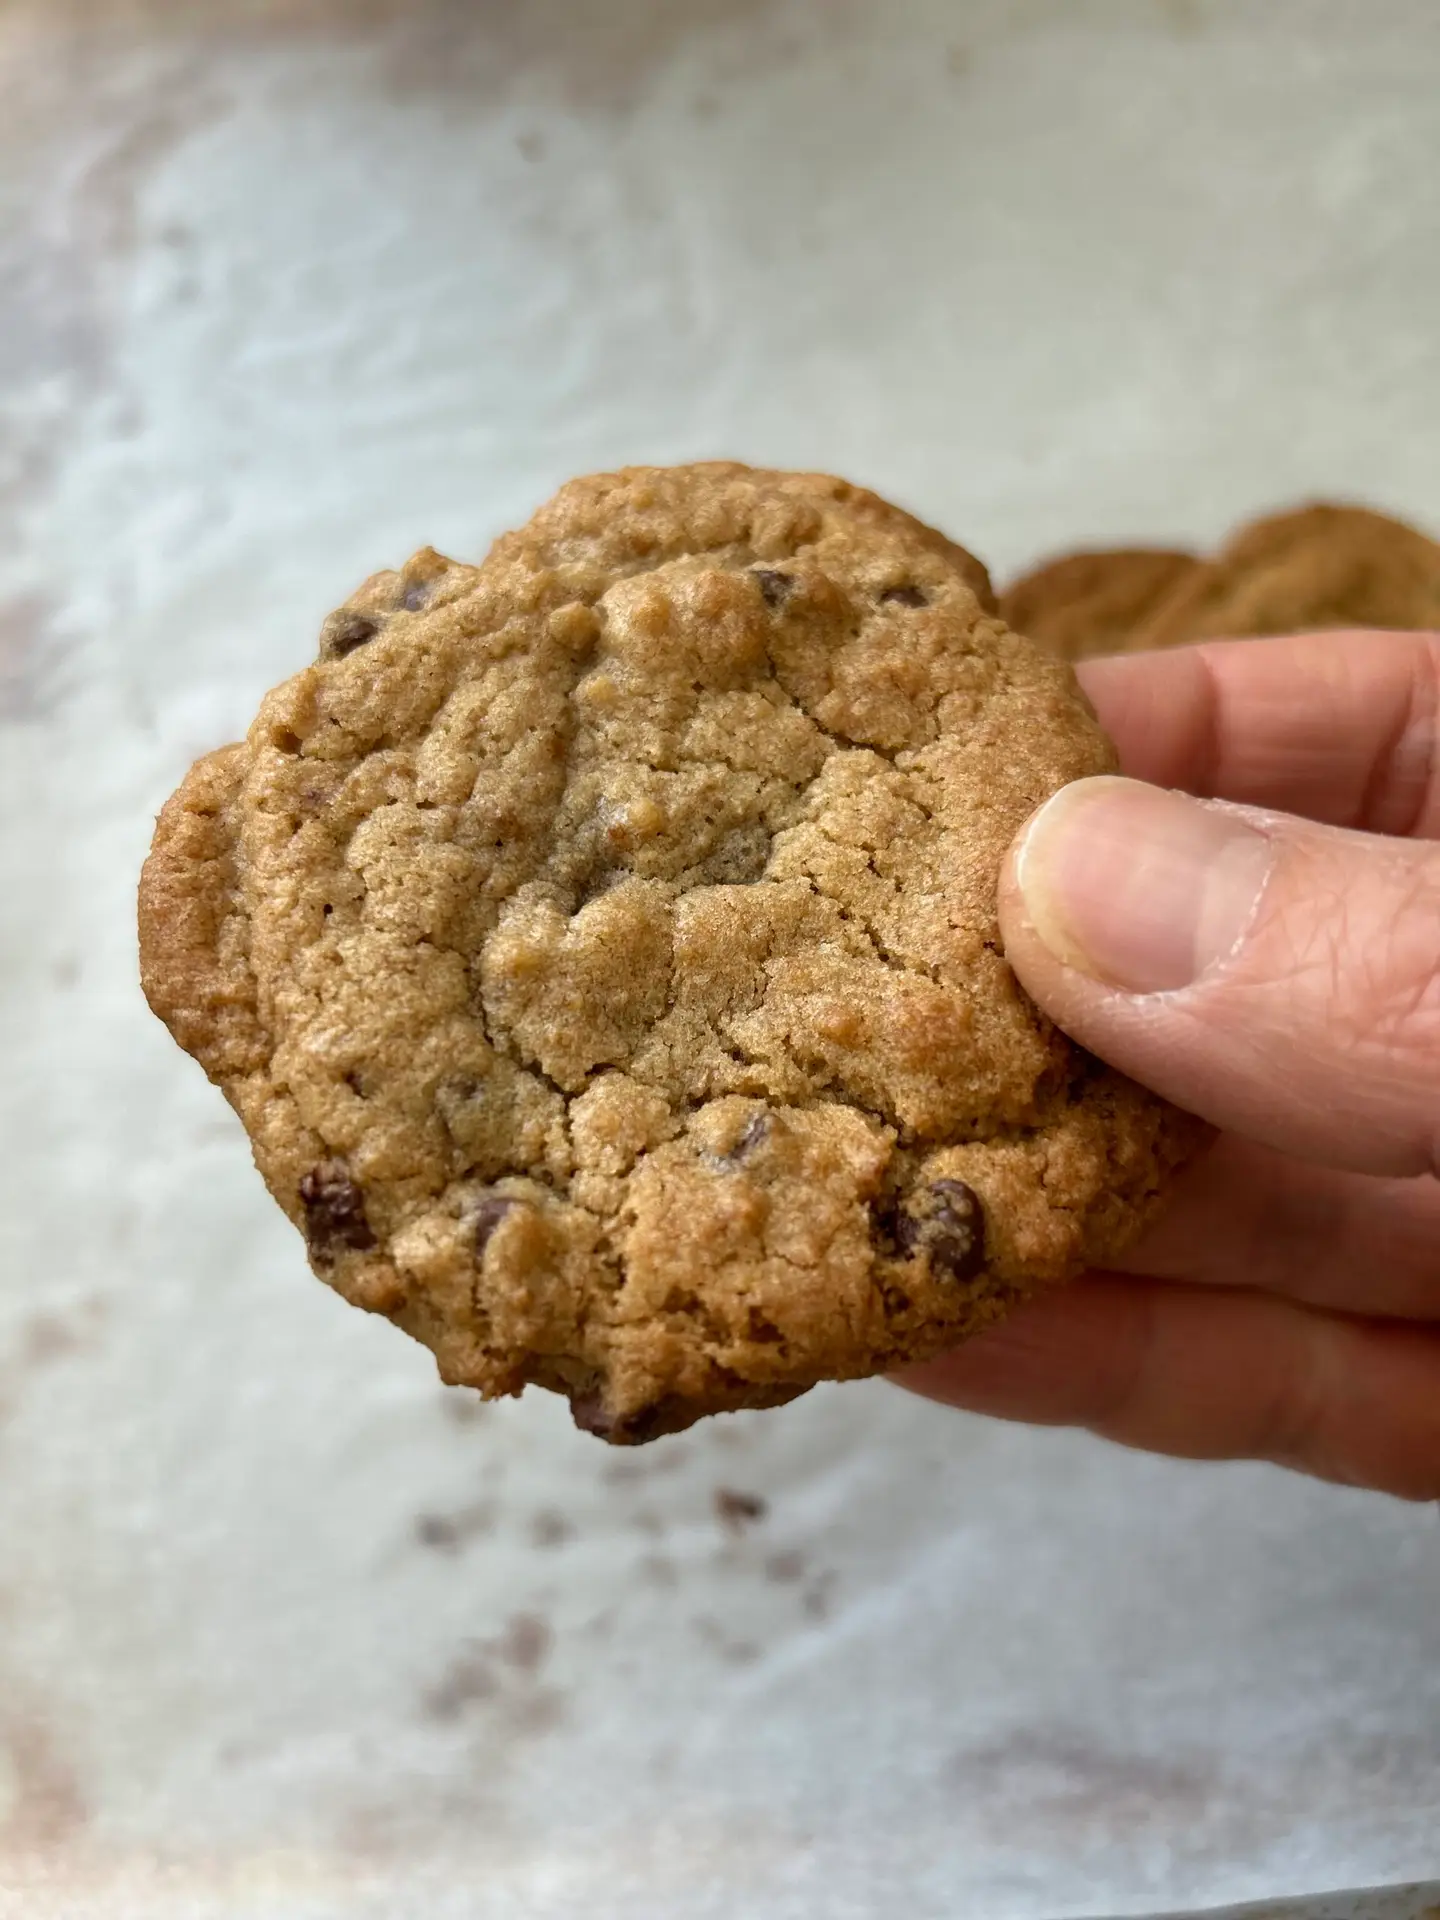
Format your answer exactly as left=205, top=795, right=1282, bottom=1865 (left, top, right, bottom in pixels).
left=1004, top=502, right=1440, bottom=660
left=139, top=463, right=1203, bottom=1441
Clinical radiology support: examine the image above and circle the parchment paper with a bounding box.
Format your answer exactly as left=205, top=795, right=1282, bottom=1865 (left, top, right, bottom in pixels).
left=1, top=3, right=1438, bottom=1914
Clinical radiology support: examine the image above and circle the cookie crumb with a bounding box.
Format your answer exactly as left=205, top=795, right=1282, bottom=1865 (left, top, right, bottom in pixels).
left=764, top=1548, right=806, bottom=1583
left=715, top=1487, right=767, bottom=1531
left=414, top=1513, right=462, bottom=1553
left=500, top=1614, right=551, bottom=1673
left=530, top=1510, right=573, bottom=1548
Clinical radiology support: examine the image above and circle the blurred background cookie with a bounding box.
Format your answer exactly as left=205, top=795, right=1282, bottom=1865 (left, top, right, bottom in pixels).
left=998, top=547, right=1200, bottom=659
left=1005, top=502, right=1440, bottom=658
left=1137, top=502, right=1440, bottom=648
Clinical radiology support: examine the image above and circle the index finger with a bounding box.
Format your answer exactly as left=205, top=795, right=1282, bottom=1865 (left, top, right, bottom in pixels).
left=1077, top=630, right=1440, bottom=838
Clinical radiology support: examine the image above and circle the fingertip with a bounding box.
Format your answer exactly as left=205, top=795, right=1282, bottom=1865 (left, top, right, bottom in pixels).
left=899, top=1276, right=1440, bottom=1500
left=891, top=1277, right=1151, bottom=1429
left=1074, top=643, right=1219, bottom=792
left=1010, top=778, right=1275, bottom=996
left=996, top=778, right=1102, bottom=996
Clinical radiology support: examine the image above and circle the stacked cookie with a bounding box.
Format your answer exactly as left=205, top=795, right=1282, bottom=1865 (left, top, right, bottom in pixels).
left=1000, top=503, right=1440, bottom=660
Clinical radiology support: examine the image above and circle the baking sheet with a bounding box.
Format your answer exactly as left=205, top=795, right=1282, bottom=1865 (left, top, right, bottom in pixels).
left=2, top=2, right=1438, bottom=1914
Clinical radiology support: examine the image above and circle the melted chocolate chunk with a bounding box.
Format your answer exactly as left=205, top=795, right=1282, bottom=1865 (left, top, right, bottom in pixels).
left=473, top=1194, right=516, bottom=1257
left=322, top=610, right=380, bottom=658
left=699, top=822, right=772, bottom=886
left=878, top=584, right=928, bottom=608
left=893, top=1178, right=985, bottom=1281
left=298, top=1161, right=376, bottom=1263
left=571, top=1391, right=693, bottom=1446
left=721, top=1111, right=770, bottom=1166
left=746, top=1307, right=784, bottom=1344
left=570, top=1392, right=610, bottom=1437
left=752, top=569, right=795, bottom=609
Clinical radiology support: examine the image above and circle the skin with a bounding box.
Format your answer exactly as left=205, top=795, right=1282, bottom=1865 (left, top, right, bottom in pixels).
left=897, top=629, right=1440, bottom=1501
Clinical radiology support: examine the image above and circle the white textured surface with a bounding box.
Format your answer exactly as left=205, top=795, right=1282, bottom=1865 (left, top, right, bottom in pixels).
left=1, top=3, right=1439, bottom=1915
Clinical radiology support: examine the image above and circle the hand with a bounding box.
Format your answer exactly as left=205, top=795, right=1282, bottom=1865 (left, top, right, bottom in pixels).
left=898, top=629, right=1440, bottom=1500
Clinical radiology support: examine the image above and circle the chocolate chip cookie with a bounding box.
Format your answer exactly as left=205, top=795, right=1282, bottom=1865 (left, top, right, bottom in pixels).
left=999, top=548, right=1200, bottom=661
left=139, top=464, right=1203, bottom=1443
left=1135, top=502, right=1440, bottom=649
left=1003, top=502, right=1440, bottom=660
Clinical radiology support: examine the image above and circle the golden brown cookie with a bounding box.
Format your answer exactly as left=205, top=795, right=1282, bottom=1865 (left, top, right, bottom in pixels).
left=999, top=548, right=1201, bottom=660
left=1004, top=503, right=1440, bottom=660
left=1134, top=502, right=1440, bottom=648
left=139, top=463, right=1203, bottom=1443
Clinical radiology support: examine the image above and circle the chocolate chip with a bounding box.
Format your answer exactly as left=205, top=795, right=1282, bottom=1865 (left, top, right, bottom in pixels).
left=616, top=1402, right=673, bottom=1444
left=699, top=822, right=772, bottom=887
left=574, top=868, right=624, bottom=911
left=401, top=582, right=430, bottom=612
left=570, top=1392, right=611, bottom=1437
left=894, top=1178, right=985, bottom=1281
left=878, top=584, right=927, bottom=608
left=753, top=569, right=795, bottom=609
left=322, top=610, right=379, bottom=658
left=571, top=1391, right=692, bottom=1446
left=473, top=1195, right=516, bottom=1258
left=298, top=1161, right=376, bottom=1264
left=721, top=1112, right=769, bottom=1165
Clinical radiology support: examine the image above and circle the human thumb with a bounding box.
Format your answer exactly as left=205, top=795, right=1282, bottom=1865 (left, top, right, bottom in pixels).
left=1000, top=776, right=1440, bottom=1177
